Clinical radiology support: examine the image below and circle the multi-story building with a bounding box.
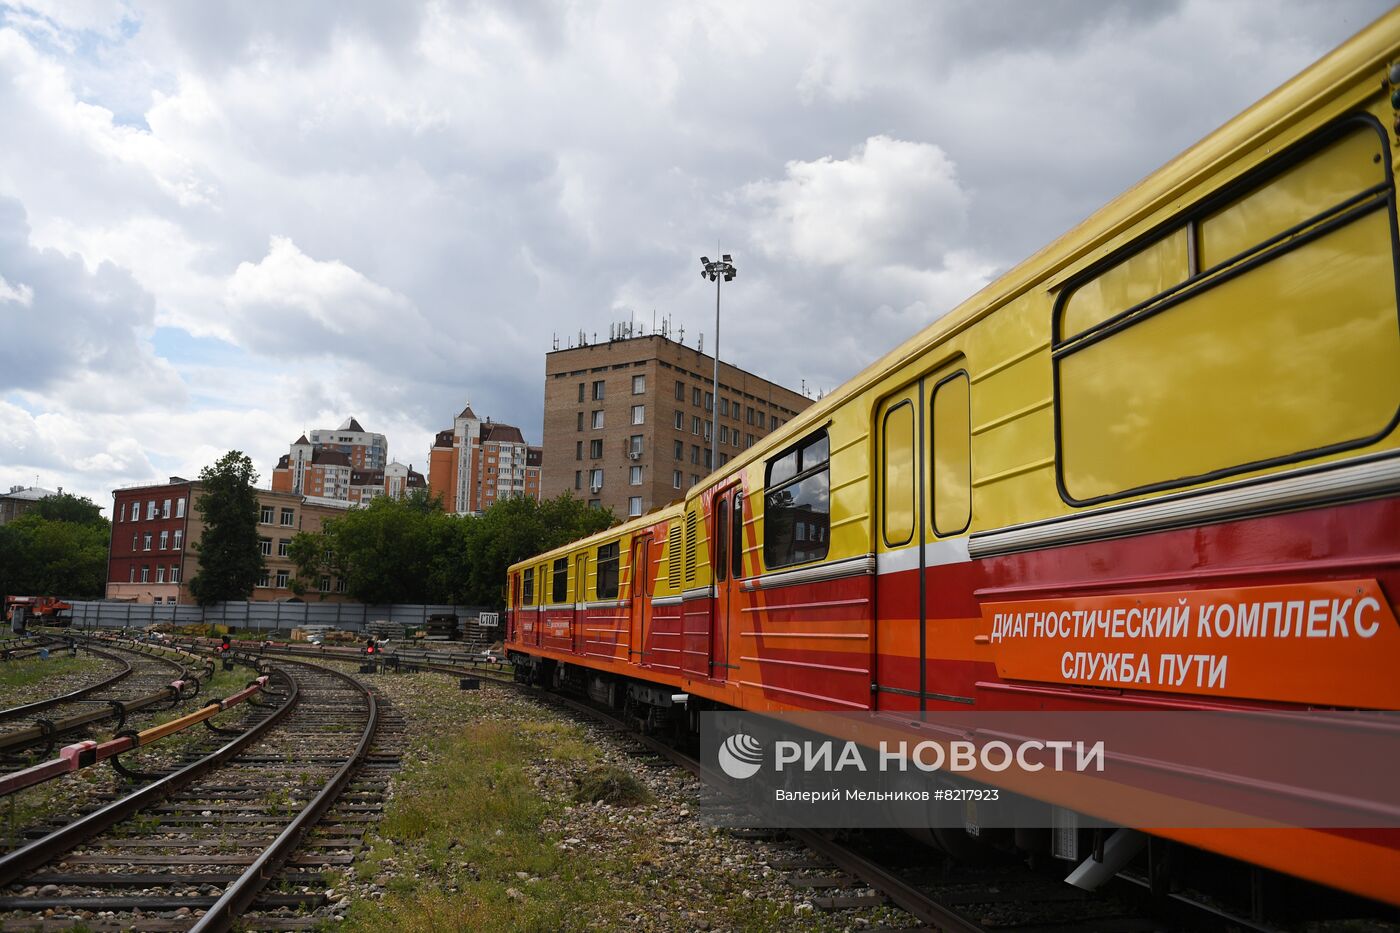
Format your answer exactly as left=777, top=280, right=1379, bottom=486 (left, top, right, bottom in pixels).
left=0, top=485, right=57, bottom=524
left=541, top=334, right=813, bottom=517
left=428, top=405, right=543, bottom=515
left=308, top=417, right=387, bottom=471
left=107, top=479, right=354, bottom=604
left=270, top=416, right=387, bottom=501
left=347, top=463, right=425, bottom=505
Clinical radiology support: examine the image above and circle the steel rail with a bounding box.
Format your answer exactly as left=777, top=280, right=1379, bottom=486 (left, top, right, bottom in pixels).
left=0, top=644, right=135, bottom=721
left=191, top=657, right=380, bottom=932
left=0, top=666, right=299, bottom=887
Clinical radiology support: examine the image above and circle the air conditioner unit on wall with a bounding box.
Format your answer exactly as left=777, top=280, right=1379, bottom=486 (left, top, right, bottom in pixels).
left=590, top=483, right=603, bottom=493
left=628, top=451, right=641, bottom=460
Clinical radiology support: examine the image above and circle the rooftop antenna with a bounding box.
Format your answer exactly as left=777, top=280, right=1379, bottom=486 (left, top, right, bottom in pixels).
left=698, top=332, right=704, bottom=353
left=652, top=309, right=656, bottom=335
left=552, top=332, right=559, bottom=351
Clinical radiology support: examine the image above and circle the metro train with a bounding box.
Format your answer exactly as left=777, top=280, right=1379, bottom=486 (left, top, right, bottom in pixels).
left=506, top=9, right=1400, bottom=915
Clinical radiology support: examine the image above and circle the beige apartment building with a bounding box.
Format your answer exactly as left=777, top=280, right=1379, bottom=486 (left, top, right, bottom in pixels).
left=542, top=334, right=813, bottom=517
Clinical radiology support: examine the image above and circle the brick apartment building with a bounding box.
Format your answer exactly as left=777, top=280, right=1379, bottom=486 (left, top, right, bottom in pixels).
left=0, top=485, right=57, bottom=525
left=107, top=479, right=354, bottom=604
left=428, top=404, right=543, bottom=515
left=542, top=334, right=812, bottom=517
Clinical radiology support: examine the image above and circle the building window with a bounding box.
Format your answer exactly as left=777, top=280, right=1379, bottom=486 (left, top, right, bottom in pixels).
left=131, top=533, right=137, bottom=550
left=146, top=500, right=156, bottom=520
left=257, top=572, right=270, bottom=588
left=319, top=575, right=331, bottom=592
left=119, top=502, right=126, bottom=522
left=630, top=465, right=643, bottom=485
left=140, top=565, right=150, bottom=583
left=576, top=440, right=583, bottom=460
left=335, top=577, right=347, bottom=593
left=674, top=440, right=683, bottom=460
left=276, top=570, right=289, bottom=588
left=590, top=439, right=603, bottom=458
left=705, top=392, right=713, bottom=412
left=590, top=468, right=603, bottom=490
left=628, top=496, right=642, bottom=516
left=691, top=473, right=700, bottom=485
left=575, top=470, right=582, bottom=490
left=280, top=508, right=294, bottom=526
left=578, top=382, right=585, bottom=402
left=591, top=410, right=604, bottom=429
left=171, top=566, right=181, bottom=583
left=129, top=566, right=135, bottom=583
left=278, top=539, right=290, bottom=557
left=692, top=387, right=702, bottom=406
left=704, top=420, right=712, bottom=441
left=592, top=380, right=605, bottom=400
left=159, top=530, right=169, bottom=549
left=588, top=499, right=601, bottom=508
left=577, top=411, right=584, bottom=431
left=260, top=506, right=273, bottom=523
left=673, top=410, right=683, bottom=429
left=156, top=566, right=165, bottom=583
left=631, top=404, right=645, bottom=425
left=675, top=380, right=685, bottom=400
left=721, top=398, right=730, bottom=417
left=143, top=533, right=152, bottom=551
left=673, top=470, right=683, bottom=489
left=690, top=445, right=699, bottom=464
left=632, top=374, right=645, bottom=394
left=629, top=434, right=643, bottom=455
left=705, top=449, right=713, bottom=469
left=747, top=406, right=755, bottom=424
left=746, top=433, right=755, bottom=447
left=691, top=416, right=701, bottom=435
left=162, top=498, right=172, bottom=518
left=175, top=498, right=185, bottom=518
left=173, top=529, right=182, bottom=549
left=259, top=537, right=272, bottom=556
left=720, top=453, right=729, bottom=466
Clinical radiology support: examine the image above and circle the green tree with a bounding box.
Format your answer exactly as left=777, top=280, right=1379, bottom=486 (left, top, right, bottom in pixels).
left=189, top=451, right=264, bottom=605
left=320, top=491, right=446, bottom=604
left=33, top=492, right=105, bottom=526
left=0, top=509, right=109, bottom=599
left=286, top=530, right=330, bottom=598
left=460, top=494, right=615, bottom=608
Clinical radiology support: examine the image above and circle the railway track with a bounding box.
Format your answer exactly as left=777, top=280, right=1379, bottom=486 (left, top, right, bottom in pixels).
left=0, top=655, right=400, bottom=931
left=0, top=641, right=208, bottom=762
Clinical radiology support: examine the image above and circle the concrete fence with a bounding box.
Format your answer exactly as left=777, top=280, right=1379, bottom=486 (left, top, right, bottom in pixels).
left=62, top=599, right=495, bottom=635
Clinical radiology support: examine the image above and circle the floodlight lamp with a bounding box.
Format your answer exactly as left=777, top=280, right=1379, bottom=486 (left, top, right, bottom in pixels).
left=700, top=256, right=711, bottom=266
left=722, top=254, right=732, bottom=263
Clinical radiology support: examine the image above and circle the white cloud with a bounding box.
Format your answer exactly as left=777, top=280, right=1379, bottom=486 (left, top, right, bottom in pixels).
left=0, top=273, right=33, bottom=305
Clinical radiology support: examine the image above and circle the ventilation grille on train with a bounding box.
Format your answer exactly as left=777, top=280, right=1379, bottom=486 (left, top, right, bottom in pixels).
left=667, top=521, right=681, bottom=590
left=684, top=511, right=698, bottom=585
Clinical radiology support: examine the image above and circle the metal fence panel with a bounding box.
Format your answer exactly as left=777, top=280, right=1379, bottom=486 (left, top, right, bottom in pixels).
left=61, top=599, right=493, bottom=634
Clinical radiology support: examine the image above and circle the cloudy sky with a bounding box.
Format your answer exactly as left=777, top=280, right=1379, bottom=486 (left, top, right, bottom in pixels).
left=0, top=0, right=1391, bottom=510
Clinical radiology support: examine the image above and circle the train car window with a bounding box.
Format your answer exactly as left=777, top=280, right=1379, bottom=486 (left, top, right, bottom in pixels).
left=763, top=429, right=831, bottom=569
left=597, top=542, right=620, bottom=599
left=882, top=401, right=916, bottom=547
left=552, top=556, right=568, bottom=603
left=731, top=494, right=744, bottom=580
left=931, top=373, right=972, bottom=536
left=522, top=568, right=534, bottom=605
left=715, top=500, right=729, bottom=582
left=667, top=520, right=682, bottom=590
left=1055, top=119, right=1400, bottom=504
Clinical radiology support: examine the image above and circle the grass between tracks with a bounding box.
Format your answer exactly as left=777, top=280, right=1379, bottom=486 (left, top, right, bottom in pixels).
left=0, top=654, right=104, bottom=705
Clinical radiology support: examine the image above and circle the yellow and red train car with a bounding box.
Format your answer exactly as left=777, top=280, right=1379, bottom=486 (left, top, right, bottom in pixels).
left=508, top=9, right=1400, bottom=911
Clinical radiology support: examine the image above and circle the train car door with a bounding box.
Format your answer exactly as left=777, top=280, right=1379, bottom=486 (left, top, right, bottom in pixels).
left=574, top=553, right=588, bottom=654
left=508, top=572, right=520, bottom=643
left=628, top=534, right=652, bottom=663
left=710, top=484, right=743, bottom=681
left=875, top=382, right=925, bottom=711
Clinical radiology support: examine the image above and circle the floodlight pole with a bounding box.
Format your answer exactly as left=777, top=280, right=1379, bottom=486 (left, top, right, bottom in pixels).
left=700, top=254, right=736, bottom=476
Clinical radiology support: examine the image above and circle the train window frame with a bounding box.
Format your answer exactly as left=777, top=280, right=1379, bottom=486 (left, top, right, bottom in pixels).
left=881, top=399, right=916, bottom=548
left=762, top=428, right=831, bottom=570
left=552, top=556, right=568, bottom=604
left=714, top=498, right=729, bottom=582
left=930, top=371, right=972, bottom=537
left=521, top=568, right=534, bottom=606
left=731, top=493, right=744, bottom=580
left=596, top=541, right=620, bottom=599
left=1051, top=113, right=1400, bottom=507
